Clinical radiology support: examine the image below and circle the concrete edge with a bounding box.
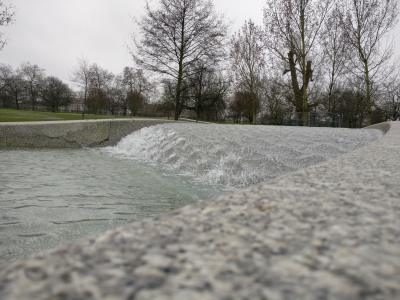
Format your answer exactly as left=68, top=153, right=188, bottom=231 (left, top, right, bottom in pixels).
left=0, top=119, right=173, bottom=148
left=365, top=121, right=391, bottom=134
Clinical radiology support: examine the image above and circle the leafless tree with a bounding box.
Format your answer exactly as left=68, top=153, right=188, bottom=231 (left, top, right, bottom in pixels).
left=87, top=63, right=114, bottom=114
left=0, top=63, right=11, bottom=91
left=0, top=1, right=14, bottom=50
left=122, top=67, right=150, bottom=96
left=7, top=69, right=24, bottom=110
left=20, top=62, right=45, bottom=111
left=262, top=76, right=292, bottom=125
left=230, top=20, right=265, bottom=124
left=187, top=64, right=230, bottom=121
left=42, top=76, right=73, bottom=112
left=264, top=0, right=333, bottom=125
left=122, top=67, right=151, bottom=116
left=108, top=75, right=125, bottom=116
left=159, top=80, right=176, bottom=119
left=72, top=58, right=91, bottom=118
left=134, top=0, right=226, bottom=120
left=321, top=2, right=350, bottom=114
left=378, top=79, right=400, bottom=121
left=341, top=0, right=399, bottom=125
left=0, top=64, right=12, bottom=107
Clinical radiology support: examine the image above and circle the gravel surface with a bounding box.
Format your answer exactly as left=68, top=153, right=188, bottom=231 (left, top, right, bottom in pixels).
left=0, top=122, right=398, bottom=300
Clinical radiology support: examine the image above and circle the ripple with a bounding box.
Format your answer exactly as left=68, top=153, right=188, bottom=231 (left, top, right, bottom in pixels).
left=0, top=222, right=21, bottom=226
left=51, top=219, right=112, bottom=225
left=106, top=124, right=382, bottom=187
left=12, top=205, right=42, bottom=210
left=113, top=212, right=138, bottom=216
left=18, top=233, right=47, bottom=238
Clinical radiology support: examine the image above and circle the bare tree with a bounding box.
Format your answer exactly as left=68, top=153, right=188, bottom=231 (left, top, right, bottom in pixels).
left=0, top=64, right=12, bottom=107
left=230, top=20, right=265, bottom=124
left=187, top=64, right=229, bottom=121
left=341, top=0, right=399, bottom=125
left=0, top=1, right=14, bottom=50
left=122, top=67, right=150, bottom=96
left=0, top=63, right=11, bottom=91
left=388, top=86, right=400, bottom=121
left=108, top=75, right=125, bottom=116
left=379, top=80, right=400, bottom=121
left=321, top=2, right=350, bottom=115
left=20, top=62, right=45, bottom=111
left=1, top=66, right=26, bottom=110
left=9, top=75, right=24, bottom=110
left=262, top=77, right=292, bottom=125
left=264, top=0, right=333, bottom=125
left=159, top=80, right=177, bottom=119
left=134, top=0, right=226, bottom=120
left=87, top=63, right=114, bottom=114
left=122, top=67, right=151, bottom=116
left=42, top=76, right=73, bottom=112
left=72, top=58, right=91, bottom=118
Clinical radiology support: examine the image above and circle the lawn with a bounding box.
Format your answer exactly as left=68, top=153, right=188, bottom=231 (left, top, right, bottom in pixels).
left=0, top=109, right=130, bottom=122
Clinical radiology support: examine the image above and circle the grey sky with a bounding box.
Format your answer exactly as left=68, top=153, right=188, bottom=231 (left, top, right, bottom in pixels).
left=0, top=0, right=399, bottom=85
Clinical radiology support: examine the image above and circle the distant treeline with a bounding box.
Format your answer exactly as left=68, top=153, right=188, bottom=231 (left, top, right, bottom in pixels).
left=0, top=63, right=157, bottom=117
left=1, top=0, right=399, bottom=127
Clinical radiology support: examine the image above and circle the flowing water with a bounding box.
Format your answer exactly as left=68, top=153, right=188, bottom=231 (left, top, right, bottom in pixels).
left=107, top=124, right=382, bottom=186
left=0, top=124, right=382, bottom=265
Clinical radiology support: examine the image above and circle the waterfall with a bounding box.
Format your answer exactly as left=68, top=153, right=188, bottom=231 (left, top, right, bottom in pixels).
left=106, top=124, right=381, bottom=187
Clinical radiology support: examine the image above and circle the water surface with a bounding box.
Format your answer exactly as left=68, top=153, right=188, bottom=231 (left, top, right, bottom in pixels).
left=0, top=124, right=382, bottom=265
left=0, top=148, right=221, bottom=265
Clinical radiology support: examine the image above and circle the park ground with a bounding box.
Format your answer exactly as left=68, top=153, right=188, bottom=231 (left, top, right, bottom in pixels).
left=0, top=109, right=133, bottom=122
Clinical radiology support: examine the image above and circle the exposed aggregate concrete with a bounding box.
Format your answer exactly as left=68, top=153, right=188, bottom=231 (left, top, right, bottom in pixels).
left=0, top=122, right=399, bottom=300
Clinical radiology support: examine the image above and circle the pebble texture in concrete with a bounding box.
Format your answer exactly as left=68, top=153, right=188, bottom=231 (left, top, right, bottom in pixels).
left=0, top=122, right=399, bottom=300
left=0, top=119, right=171, bottom=148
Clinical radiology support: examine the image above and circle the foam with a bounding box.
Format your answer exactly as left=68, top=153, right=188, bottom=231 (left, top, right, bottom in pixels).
left=105, top=124, right=382, bottom=187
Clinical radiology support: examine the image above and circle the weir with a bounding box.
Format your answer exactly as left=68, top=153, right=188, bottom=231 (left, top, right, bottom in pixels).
left=107, top=124, right=381, bottom=187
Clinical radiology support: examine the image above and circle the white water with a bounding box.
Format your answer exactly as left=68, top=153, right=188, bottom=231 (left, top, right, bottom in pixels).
left=106, top=124, right=382, bottom=187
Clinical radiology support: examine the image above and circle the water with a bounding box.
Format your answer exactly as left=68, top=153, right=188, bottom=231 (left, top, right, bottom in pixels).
left=0, top=148, right=222, bottom=265
left=108, top=124, right=382, bottom=186
left=0, top=124, right=382, bottom=265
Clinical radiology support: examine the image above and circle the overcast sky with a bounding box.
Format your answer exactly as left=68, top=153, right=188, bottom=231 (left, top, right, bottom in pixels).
left=0, top=0, right=399, bottom=85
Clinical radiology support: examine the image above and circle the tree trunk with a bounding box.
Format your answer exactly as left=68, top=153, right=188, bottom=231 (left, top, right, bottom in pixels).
left=288, top=51, right=303, bottom=112
left=364, top=61, right=372, bottom=125
left=174, top=12, right=187, bottom=121
left=15, top=92, right=19, bottom=110
left=252, top=93, right=257, bottom=125
left=175, top=48, right=184, bottom=120
left=174, top=81, right=181, bottom=121
left=31, top=85, right=35, bottom=111
left=82, top=88, right=87, bottom=119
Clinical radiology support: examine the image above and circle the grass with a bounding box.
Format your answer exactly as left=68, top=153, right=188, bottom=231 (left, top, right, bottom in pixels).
left=0, top=109, right=131, bottom=123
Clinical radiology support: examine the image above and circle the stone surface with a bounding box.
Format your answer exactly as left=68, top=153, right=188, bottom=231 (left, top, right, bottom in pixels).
left=0, top=122, right=399, bottom=300
left=0, top=119, right=171, bottom=148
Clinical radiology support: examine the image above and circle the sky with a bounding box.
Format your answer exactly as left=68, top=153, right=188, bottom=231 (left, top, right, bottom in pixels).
left=0, top=0, right=399, bottom=85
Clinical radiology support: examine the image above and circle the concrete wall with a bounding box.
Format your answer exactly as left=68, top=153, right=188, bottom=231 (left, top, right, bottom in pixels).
left=0, top=119, right=171, bottom=148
